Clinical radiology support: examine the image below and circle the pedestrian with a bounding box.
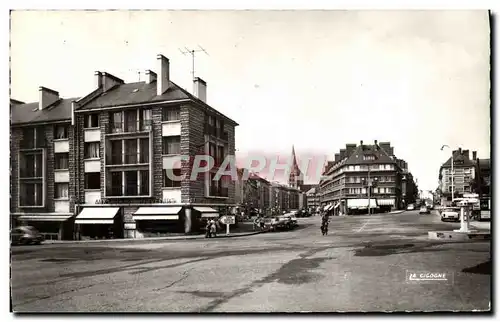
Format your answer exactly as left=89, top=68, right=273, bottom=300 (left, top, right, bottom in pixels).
left=205, top=220, right=211, bottom=238
left=210, top=219, right=217, bottom=238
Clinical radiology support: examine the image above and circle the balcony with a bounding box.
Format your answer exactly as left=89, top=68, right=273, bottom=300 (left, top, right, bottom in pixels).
left=54, top=139, right=69, bottom=153
left=84, top=128, right=101, bottom=142
left=162, top=121, right=181, bottom=137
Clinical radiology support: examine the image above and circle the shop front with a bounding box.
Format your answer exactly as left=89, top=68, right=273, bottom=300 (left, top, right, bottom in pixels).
left=132, top=206, right=184, bottom=237
left=377, top=198, right=395, bottom=213
left=193, top=206, right=220, bottom=232
left=13, top=213, right=74, bottom=240
left=74, top=207, right=123, bottom=240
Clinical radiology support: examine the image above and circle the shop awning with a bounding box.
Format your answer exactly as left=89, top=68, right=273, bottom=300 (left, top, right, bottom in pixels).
left=334, top=203, right=340, bottom=209
left=75, top=207, right=119, bottom=225
left=377, top=199, right=395, bottom=206
left=347, top=199, right=377, bottom=209
left=323, top=205, right=329, bottom=211
left=193, top=207, right=219, bottom=218
left=133, top=207, right=181, bottom=221
left=17, top=214, right=73, bottom=222
left=326, top=204, right=334, bottom=211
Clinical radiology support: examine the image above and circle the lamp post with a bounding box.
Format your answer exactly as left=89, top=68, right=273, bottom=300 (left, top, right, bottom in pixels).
left=440, top=145, right=454, bottom=203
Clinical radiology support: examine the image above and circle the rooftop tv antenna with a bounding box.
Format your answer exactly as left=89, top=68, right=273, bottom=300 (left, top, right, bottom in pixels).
left=179, top=45, right=209, bottom=93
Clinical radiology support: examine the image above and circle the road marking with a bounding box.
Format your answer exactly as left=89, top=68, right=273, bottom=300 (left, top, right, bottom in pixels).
left=356, top=221, right=370, bottom=232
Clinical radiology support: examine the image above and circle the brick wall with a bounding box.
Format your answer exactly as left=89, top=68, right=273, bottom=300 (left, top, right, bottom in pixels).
left=152, top=106, right=164, bottom=200
left=11, top=123, right=75, bottom=214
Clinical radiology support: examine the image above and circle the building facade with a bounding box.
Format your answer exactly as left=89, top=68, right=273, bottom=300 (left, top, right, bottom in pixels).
left=234, top=169, right=271, bottom=215
left=10, top=89, right=78, bottom=240
left=305, top=186, right=320, bottom=213
left=438, top=148, right=477, bottom=206
left=270, top=182, right=301, bottom=214
left=10, top=54, right=239, bottom=240
left=319, top=140, right=413, bottom=215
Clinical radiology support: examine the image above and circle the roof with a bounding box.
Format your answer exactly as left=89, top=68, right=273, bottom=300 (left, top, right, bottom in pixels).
left=478, top=159, right=490, bottom=170
left=78, top=80, right=238, bottom=126
left=299, top=184, right=315, bottom=193
left=344, top=144, right=395, bottom=166
left=441, top=150, right=476, bottom=168
left=11, top=98, right=78, bottom=125
left=306, top=187, right=316, bottom=195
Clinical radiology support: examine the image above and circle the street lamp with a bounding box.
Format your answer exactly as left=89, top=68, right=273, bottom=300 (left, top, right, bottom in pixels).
left=440, top=145, right=454, bottom=203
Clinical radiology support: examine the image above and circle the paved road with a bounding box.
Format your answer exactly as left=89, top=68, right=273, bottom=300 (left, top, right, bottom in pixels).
left=11, top=211, right=491, bottom=312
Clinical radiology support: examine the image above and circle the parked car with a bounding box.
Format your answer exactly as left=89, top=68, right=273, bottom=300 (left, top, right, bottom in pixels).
left=11, top=226, right=44, bottom=245
left=407, top=204, right=415, bottom=211
left=419, top=206, right=430, bottom=214
left=262, top=217, right=280, bottom=231
left=441, top=207, right=460, bottom=222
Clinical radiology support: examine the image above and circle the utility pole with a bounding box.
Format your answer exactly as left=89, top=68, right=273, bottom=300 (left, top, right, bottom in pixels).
left=179, top=45, right=209, bottom=93
left=368, top=166, right=371, bottom=215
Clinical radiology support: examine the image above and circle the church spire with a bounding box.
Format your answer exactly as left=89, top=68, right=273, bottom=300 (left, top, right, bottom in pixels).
left=289, top=145, right=303, bottom=189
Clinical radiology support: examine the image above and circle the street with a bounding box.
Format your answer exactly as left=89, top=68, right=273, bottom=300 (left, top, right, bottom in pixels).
left=11, top=211, right=491, bottom=312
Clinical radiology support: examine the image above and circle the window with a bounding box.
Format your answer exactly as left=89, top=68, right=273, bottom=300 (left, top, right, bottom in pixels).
left=140, top=138, right=149, bottom=163
left=55, top=153, right=69, bottom=170
left=110, top=140, right=122, bottom=164
left=110, top=171, right=123, bottom=196
left=84, top=142, right=100, bottom=159
left=84, top=114, right=99, bottom=128
left=85, top=173, right=100, bottom=189
left=55, top=183, right=69, bottom=199
left=20, top=128, right=35, bottom=149
left=19, top=152, right=43, bottom=178
left=140, top=170, right=149, bottom=195
left=124, top=171, right=138, bottom=195
left=363, top=155, right=376, bottom=161
left=140, top=109, right=152, bottom=131
left=124, top=110, right=138, bottom=132
left=163, top=168, right=182, bottom=188
left=209, top=142, right=216, bottom=161
left=380, top=187, right=386, bottom=194
left=162, top=136, right=180, bottom=155
left=124, top=139, right=138, bottom=164
left=54, top=125, right=68, bottom=139
left=110, top=112, right=123, bottom=133
left=19, top=183, right=43, bottom=206
left=354, top=165, right=360, bottom=171
left=217, top=146, right=225, bottom=166
left=162, top=106, right=180, bottom=121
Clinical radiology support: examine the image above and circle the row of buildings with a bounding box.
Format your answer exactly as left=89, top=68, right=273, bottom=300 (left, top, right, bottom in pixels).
left=317, top=140, right=419, bottom=215
left=233, top=147, right=309, bottom=216
left=436, top=148, right=491, bottom=206
left=10, top=54, right=239, bottom=240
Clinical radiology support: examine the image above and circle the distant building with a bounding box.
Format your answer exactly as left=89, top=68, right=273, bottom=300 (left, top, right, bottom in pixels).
left=288, top=145, right=304, bottom=189
left=318, top=140, right=416, bottom=215
left=305, top=186, right=320, bottom=213
left=438, top=148, right=478, bottom=205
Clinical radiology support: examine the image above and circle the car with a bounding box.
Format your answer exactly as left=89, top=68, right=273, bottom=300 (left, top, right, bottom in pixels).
left=407, top=204, right=415, bottom=211
left=11, top=226, right=44, bottom=245
left=419, top=206, right=430, bottom=214
left=441, top=207, right=460, bottom=222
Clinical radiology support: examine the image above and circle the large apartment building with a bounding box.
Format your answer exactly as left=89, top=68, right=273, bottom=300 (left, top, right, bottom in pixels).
left=10, top=54, right=238, bottom=240
left=10, top=89, right=78, bottom=240
left=319, top=140, right=416, bottom=215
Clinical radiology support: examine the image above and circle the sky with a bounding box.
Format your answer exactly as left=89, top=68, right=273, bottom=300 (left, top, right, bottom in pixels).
left=10, top=10, right=491, bottom=191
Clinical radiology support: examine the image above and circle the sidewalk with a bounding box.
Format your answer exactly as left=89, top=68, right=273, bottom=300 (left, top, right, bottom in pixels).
left=470, top=221, right=491, bottom=231
left=44, top=224, right=266, bottom=245
left=389, top=210, right=405, bottom=214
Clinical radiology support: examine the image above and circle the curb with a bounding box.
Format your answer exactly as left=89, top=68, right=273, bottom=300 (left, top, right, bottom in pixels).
left=43, top=230, right=266, bottom=245
left=428, top=230, right=491, bottom=242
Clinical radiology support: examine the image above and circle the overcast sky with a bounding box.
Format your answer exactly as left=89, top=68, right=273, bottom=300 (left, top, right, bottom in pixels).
left=10, top=10, right=491, bottom=191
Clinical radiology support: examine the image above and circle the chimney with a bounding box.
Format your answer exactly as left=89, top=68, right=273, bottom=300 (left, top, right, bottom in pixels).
left=458, top=147, right=462, bottom=154
left=473, top=151, right=477, bottom=160
left=94, top=71, right=103, bottom=88
left=374, top=139, right=378, bottom=145
left=157, top=54, right=170, bottom=96
left=345, top=144, right=356, bottom=157
left=194, top=77, right=207, bottom=102
left=334, top=153, right=340, bottom=163
left=101, top=72, right=124, bottom=92
left=38, top=87, right=59, bottom=111
left=360, top=140, right=363, bottom=146
left=145, top=70, right=157, bottom=84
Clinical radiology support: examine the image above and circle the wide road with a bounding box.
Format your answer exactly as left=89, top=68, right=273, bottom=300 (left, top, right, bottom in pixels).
left=11, top=210, right=491, bottom=312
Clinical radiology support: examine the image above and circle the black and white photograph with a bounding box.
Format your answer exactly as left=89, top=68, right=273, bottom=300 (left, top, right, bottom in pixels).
left=8, top=8, right=492, bottom=313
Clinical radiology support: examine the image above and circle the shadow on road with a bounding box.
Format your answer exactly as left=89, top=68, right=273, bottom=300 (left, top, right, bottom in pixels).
left=462, top=260, right=492, bottom=275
